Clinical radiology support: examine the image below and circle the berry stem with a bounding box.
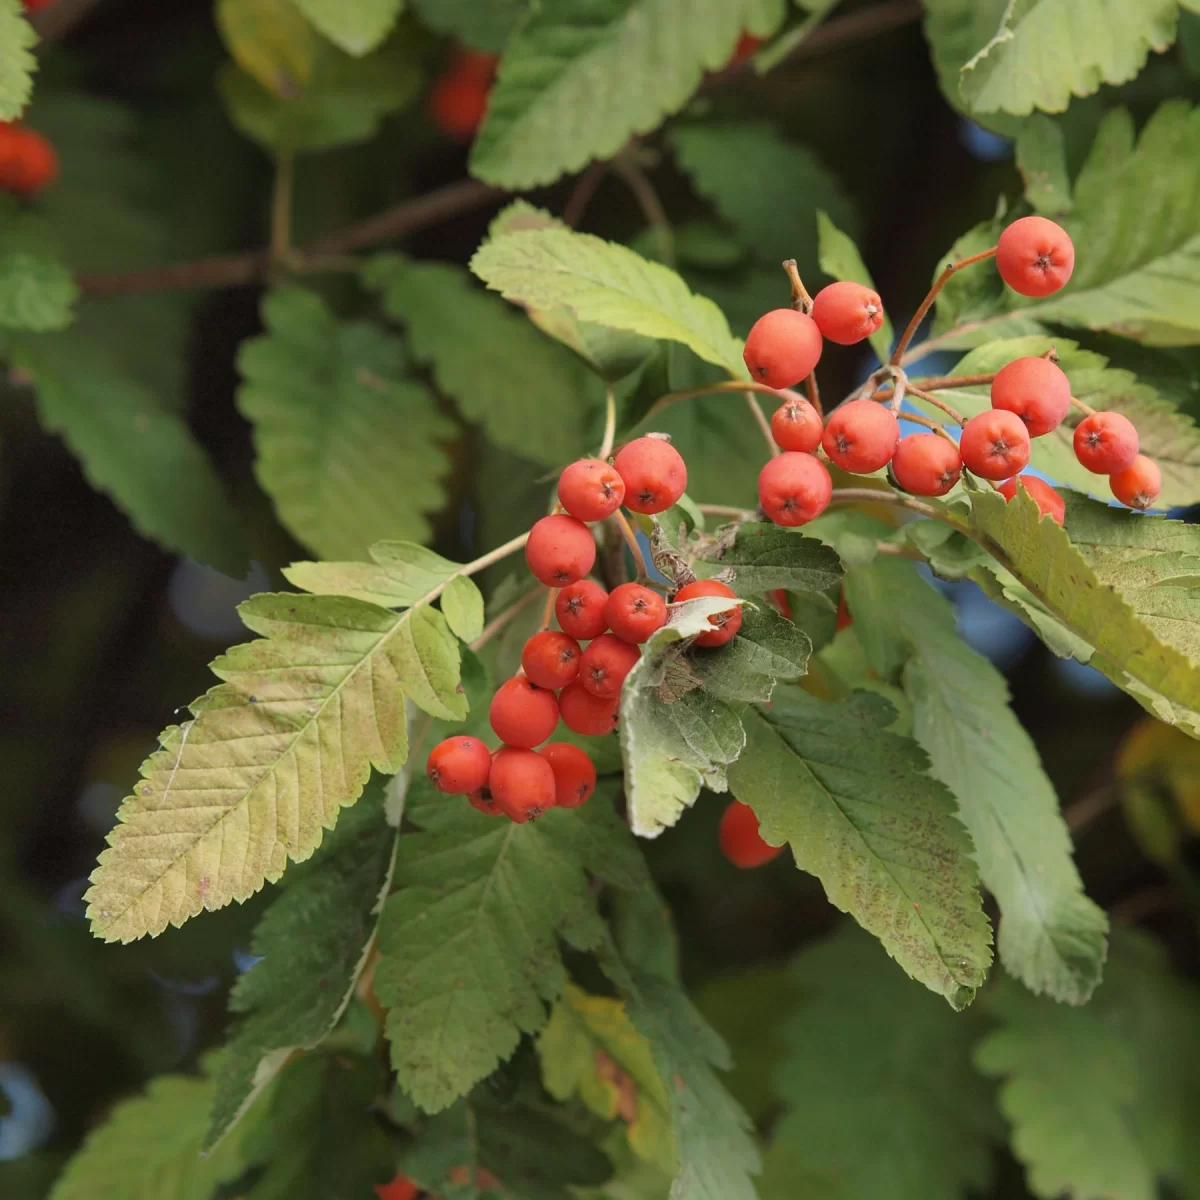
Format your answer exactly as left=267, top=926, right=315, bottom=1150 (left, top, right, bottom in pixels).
left=744, top=391, right=780, bottom=457
left=612, top=153, right=675, bottom=267
left=888, top=246, right=998, bottom=367
left=804, top=371, right=823, bottom=418
left=904, top=384, right=965, bottom=425
left=898, top=410, right=958, bottom=440
left=642, top=379, right=785, bottom=423
left=612, top=510, right=651, bottom=579
left=540, top=586, right=558, bottom=632
left=598, top=385, right=617, bottom=459
left=1070, top=395, right=1097, bottom=417
left=782, top=259, right=813, bottom=312
left=901, top=372, right=996, bottom=391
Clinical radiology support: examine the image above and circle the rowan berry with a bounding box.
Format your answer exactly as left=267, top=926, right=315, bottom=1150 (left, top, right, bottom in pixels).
left=836, top=592, right=852, bottom=631
left=558, top=458, right=625, bottom=523
left=1110, top=455, right=1161, bottom=510
left=673, top=580, right=741, bottom=647
left=959, top=410, right=1031, bottom=480
left=891, top=433, right=961, bottom=496
left=538, top=742, right=597, bottom=808
left=605, top=583, right=667, bottom=644
left=555, top=579, right=609, bottom=641
left=525, top=514, right=596, bottom=586
left=718, top=801, right=783, bottom=869
left=743, top=309, right=823, bottom=388
left=0, top=124, right=58, bottom=196
left=990, top=356, right=1071, bottom=437
left=521, top=630, right=581, bottom=690
left=996, top=216, right=1074, bottom=297
left=558, top=683, right=620, bottom=736
left=23, top=0, right=56, bottom=11
left=770, top=392, right=822, bottom=453
left=426, top=735, right=492, bottom=794
left=1073, top=411, right=1139, bottom=475
left=757, top=452, right=832, bottom=527
left=997, top=475, right=1065, bottom=525
left=428, top=50, right=496, bottom=142
left=375, top=1176, right=420, bottom=1200
left=821, top=400, right=900, bottom=474
left=468, top=785, right=503, bottom=817
left=489, top=746, right=556, bottom=823
left=731, top=32, right=765, bottom=64
left=489, top=676, right=559, bottom=748
left=612, top=437, right=687, bottom=514
left=810, top=281, right=885, bottom=346
left=579, top=633, right=641, bottom=698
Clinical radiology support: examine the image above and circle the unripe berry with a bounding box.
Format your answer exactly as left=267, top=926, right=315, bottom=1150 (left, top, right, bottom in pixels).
left=521, top=630, right=581, bottom=690
left=605, top=582, right=667, bottom=644
left=769, top=392, right=822, bottom=453
left=579, top=633, right=640, bottom=698
left=757, top=452, right=832, bottom=527
left=990, top=356, right=1071, bottom=437
left=426, top=735, right=492, bottom=794
left=673, top=580, right=741, bottom=647
left=612, top=437, right=687, bottom=514
left=557, top=458, right=625, bottom=522
left=718, top=800, right=783, bottom=869
left=558, top=683, right=620, bottom=736
left=489, top=676, right=559, bottom=748
left=996, top=216, right=1075, bottom=297
left=1073, top=411, right=1139, bottom=475
left=525, top=513, right=596, bottom=586
left=960, top=410, right=1031, bottom=480
left=375, top=1176, right=420, bottom=1200
left=810, top=281, right=885, bottom=346
left=1110, top=455, right=1161, bottom=510
left=891, top=433, right=962, bottom=496
left=997, top=475, right=1065, bottom=525
left=538, top=742, right=597, bottom=808
left=822, top=400, right=900, bottom=474
left=743, top=309, right=823, bottom=388
left=489, top=746, right=556, bottom=823
left=555, top=579, right=609, bottom=640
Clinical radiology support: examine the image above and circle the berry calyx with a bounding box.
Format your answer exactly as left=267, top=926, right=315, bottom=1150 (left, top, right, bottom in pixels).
left=1072, top=411, right=1139, bottom=475
left=821, top=400, right=900, bottom=474
left=489, top=746, right=556, bottom=823
left=959, top=410, right=1031, bottom=480
left=673, top=580, right=741, bottom=647
left=538, top=743, right=597, bottom=808
left=558, top=683, right=620, bottom=736
left=997, top=475, right=1065, bottom=525
left=426, top=735, right=492, bottom=794
left=555, top=580, right=609, bottom=640
left=612, top=437, right=687, bottom=514
left=468, top=785, right=503, bottom=817
left=758, top=452, right=832, bottom=527
left=489, top=676, right=559, bottom=748
left=375, top=1176, right=420, bottom=1200
left=990, top=356, right=1071, bottom=437
left=769, top=392, right=822, bottom=453
left=557, top=458, right=626, bottom=522
left=605, top=582, right=668, bottom=644
left=1110, top=455, right=1161, bottom=510
left=891, top=433, right=962, bottom=496
left=521, top=630, right=582, bottom=690
left=525, top=513, right=596, bottom=586
left=579, top=633, right=640, bottom=698
left=743, top=309, right=823, bottom=388
left=810, top=281, right=885, bottom=346
left=996, top=216, right=1075, bottom=297
left=718, top=801, right=783, bottom=869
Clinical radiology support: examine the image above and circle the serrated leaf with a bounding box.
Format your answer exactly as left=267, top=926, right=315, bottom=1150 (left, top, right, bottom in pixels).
left=0, top=197, right=79, bottom=332
left=85, top=587, right=468, bottom=943
left=205, top=783, right=397, bottom=1151
left=729, top=688, right=992, bottom=1007
left=0, top=0, right=36, bottom=121
left=469, top=0, right=784, bottom=187
left=922, top=0, right=1016, bottom=128
left=694, top=521, right=844, bottom=595
left=374, top=779, right=648, bottom=1112
left=441, top=575, right=484, bottom=644
left=408, top=0, right=529, bottom=51
left=692, top=603, right=810, bottom=704
left=217, top=0, right=320, bottom=94
left=289, top=0, right=403, bottom=55
left=760, top=925, right=998, bottom=1200
left=1015, top=113, right=1072, bottom=214
left=816, top=210, right=893, bottom=362
left=285, top=542, right=463, bottom=607
left=470, top=227, right=745, bottom=376
left=364, top=253, right=596, bottom=465
left=238, top=286, right=453, bottom=560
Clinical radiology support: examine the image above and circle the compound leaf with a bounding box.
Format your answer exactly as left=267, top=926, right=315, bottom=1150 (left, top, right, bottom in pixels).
left=0, top=0, right=36, bottom=121
left=0, top=197, right=78, bottom=332
left=694, top=521, right=843, bottom=594
left=284, top=541, right=462, bottom=608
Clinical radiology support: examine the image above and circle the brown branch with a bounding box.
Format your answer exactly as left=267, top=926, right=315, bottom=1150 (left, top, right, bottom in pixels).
left=784, top=0, right=923, bottom=63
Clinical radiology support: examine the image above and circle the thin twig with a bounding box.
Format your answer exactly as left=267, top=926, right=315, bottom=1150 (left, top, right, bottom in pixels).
left=642, top=379, right=784, bottom=424
left=905, top=384, right=965, bottom=425
left=889, top=247, right=998, bottom=366
left=540, top=587, right=558, bottom=632
left=471, top=587, right=542, bottom=652
left=825, top=487, right=947, bottom=522
left=1063, top=785, right=1117, bottom=834
left=783, top=259, right=813, bottom=312
left=563, top=160, right=610, bottom=228
left=745, top=391, right=779, bottom=456
left=900, top=410, right=958, bottom=440
left=1071, top=395, right=1097, bottom=417
left=611, top=155, right=674, bottom=266
left=804, top=372, right=822, bottom=418
left=599, top=386, right=617, bottom=459
left=611, top=510, right=650, bottom=579
left=270, top=153, right=294, bottom=263
left=698, top=504, right=758, bottom=520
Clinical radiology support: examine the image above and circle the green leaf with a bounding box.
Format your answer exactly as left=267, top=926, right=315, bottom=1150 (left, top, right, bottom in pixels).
left=364, top=253, right=596, bottom=466
left=285, top=541, right=463, bottom=607
left=922, top=0, right=1016, bottom=128
left=217, top=0, right=321, bottom=93
left=441, top=575, right=484, bottom=644
left=1015, top=113, right=1073, bottom=215
left=0, top=0, right=36, bottom=121
left=238, top=287, right=453, bottom=560
left=289, top=0, right=404, bottom=55
left=729, top=688, right=992, bottom=1008
left=85, top=585, right=468, bottom=943
left=975, top=929, right=1200, bottom=1200
left=816, top=210, right=893, bottom=362
left=205, top=783, right=397, bottom=1151
left=374, top=779, right=648, bottom=1112
left=469, top=0, right=784, bottom=187
left=958, top=0, right=1179, bottom=117
left=692, top=603, right=810, bottom=704
left=760, top=925, right=998, bottom=1200
left=470, top=226, right=746, bottom=376
left=694, top=521, right=844, bottom=595
left=0, top=197, right=79, bottom=332
left=408, top=0, right=529, bottom=51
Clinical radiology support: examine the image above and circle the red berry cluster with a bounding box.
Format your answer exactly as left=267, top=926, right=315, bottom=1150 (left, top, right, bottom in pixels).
left=428, top=48, right=497, bottom=142
left=0, top=122, right=58, bottom=197
left=426, top=436, right=742, bottom=824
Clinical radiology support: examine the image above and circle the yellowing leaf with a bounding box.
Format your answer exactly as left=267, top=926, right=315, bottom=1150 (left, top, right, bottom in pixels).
left=217, top=0, right=320, bottom=96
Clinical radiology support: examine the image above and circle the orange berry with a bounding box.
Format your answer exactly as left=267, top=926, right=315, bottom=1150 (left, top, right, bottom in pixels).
left=489, top=746, right=556, bottom=823
left=555, top=580, right=609, bottom=641
left=891, top=433, right=961, bottom=496
left=810, top=281, right=885, bottom=346
left=525, top=514, right=596, bottom=587
left=604, top=583, right=667, bottom=645
left=821, top=400, right=900, bottom=474
left=1073, top=411, right=1139, bottom=475
left=538, top=742, right=597, bottom=808
left=557, top=458, right=625, bottom=522
left=521, top=630, right=582, bottom=690
left=673, top=580, right=741, bottom=648
left=997, top=475, right=1065, bottom=525
left=718, top=801, right=782, bottom=868
left=757, top=452, right=831, bottom=527
left=1110, top=455, right=1161, bottom=510
left=426, top=735, right=492, bottom=794
left=578, top=633, right=640, bottom=698
left=770, top=392, right=822, bottom=453
left=996, top=216, right=1074, bottom=297
left=489, top=676, right=559, bottom=748
left=558, top=683, right=620, bottom=737
left=960, top=410, right=1031, bottom=480
left=612, top=437, right=687, bottom=514
left=990, top=356, right=1071, bottom=437
left=743, top=309, right=822, bottom=389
